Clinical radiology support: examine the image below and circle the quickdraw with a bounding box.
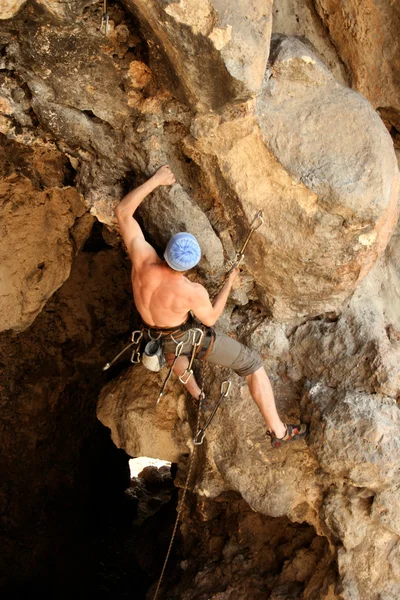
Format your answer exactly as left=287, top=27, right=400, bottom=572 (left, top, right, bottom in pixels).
left=102, top=329, right=143, bottom=371
left=231, top=209, right=264, bottom=269
left=193, top=380, right=231, bottom=445
left=100, top=0, right=109, bottom=36
left=156, top=340, right=184, bottom=404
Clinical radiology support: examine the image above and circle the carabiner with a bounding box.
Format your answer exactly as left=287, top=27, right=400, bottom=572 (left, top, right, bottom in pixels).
left=191, top=328, right=204, bottom=347
left=179, top=369, right=193, bottom=384
left=250, top=210, right=264, bottom=231
left=175, top=341, right=184, bottom=357
left=100, top=0, right=109, bottom=36
left=130, top=350, right=141, bottom=364
left=221, top=380, right=232, bottom=397
left=193, top=428, right=206, bottom=446
left=131, top=330, right=143, bottom=344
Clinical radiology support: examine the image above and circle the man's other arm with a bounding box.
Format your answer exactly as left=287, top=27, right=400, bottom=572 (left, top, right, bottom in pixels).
left=114, top=165, right=176, bottom=262
left=191, top=269, right=239, bottom=327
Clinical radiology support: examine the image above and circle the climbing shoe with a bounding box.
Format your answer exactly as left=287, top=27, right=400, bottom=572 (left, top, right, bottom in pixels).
left=266, top=423, right=309, bottom=448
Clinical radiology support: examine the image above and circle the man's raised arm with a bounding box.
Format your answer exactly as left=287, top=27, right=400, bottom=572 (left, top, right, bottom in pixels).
left=191, top=268, right=240, bottom=327
left=114, top=165, right=176, bottom=260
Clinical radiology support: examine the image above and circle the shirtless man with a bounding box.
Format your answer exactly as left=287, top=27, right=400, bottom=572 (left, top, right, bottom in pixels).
left=115, top=165, right=308, bottom=448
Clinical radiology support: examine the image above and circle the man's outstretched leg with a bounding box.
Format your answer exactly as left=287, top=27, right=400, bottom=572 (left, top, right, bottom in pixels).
left=246, top=367, right=286, bottom=438
left=246, top=366, right=308, bottom=447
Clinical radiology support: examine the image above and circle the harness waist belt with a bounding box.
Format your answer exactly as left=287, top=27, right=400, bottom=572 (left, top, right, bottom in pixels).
left=141, top=314, right=193, bottom=339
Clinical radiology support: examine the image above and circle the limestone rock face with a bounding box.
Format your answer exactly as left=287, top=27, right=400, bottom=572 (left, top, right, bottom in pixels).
left=314, top=0, right=400, bottom=136
left=1, top=2, right=400, bottom=599
left=0, top=140, right=86, bottom=332
left=307, top=386, right=400, bottom=489
left=124, top=0, right=273, bottom=110
left=272, top=0, right=348, bottom=85
left=98, top=364, right=192, bottom=462
left=185, top=37, right=399, bottom=320
left=0, top=0, right=26, bottom=20
left=254, top=36, right=399, bottom=319
left=290, top=222, right=400, bottom=398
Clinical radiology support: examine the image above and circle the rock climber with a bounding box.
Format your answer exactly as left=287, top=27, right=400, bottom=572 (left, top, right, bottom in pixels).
left=114, top=165, right=308, bottom=448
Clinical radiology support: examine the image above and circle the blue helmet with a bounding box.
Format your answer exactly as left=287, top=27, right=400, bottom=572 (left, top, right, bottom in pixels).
left=164, top=232, right=201, bottom=271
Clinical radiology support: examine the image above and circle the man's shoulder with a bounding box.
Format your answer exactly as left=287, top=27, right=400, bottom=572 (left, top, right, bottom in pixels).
left=184, top=279, right=208, bottom=302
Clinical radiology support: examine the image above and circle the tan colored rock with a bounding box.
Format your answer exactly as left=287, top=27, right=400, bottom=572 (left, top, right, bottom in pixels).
left=371, top=486, right=400, bottom=537
left=314, top=0, right=400, bottom=135
left=290, top=222, right=400, bottom=398
left=0, top=0, right=26, bottom=19
left=125, top=60, right=153, bottom=90
left=321, top=484, right=400, bottom=600
left=97, top=364, right=192, bottom=462
left=123, top=0, right=273, bottom=110
left=255, top=36, right=399, bottom=318
left=0, top=174, right=85, bottom=332
left=306, top=385, right=400, bottom=489
left=272, top=0, right=348, bottom=84
left=187, top=37, right=399, bottom=319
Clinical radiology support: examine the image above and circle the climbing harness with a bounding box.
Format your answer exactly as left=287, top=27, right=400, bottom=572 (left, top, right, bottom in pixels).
left=193, top=379, right=231, bottom=445
left=100, top=0, right=109, bottom=36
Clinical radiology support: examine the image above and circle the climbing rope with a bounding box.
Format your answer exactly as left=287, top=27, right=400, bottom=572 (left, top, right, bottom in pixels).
left=152, top=364, right=205, bottom=600
left=152, top=209, right=264, bottom=599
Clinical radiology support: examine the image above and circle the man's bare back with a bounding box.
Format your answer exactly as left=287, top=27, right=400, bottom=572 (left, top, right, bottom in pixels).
left=132, top=259, right=199, bottom=327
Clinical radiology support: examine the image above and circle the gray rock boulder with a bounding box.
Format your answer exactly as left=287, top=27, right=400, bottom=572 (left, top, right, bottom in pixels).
left=253, top=35, right=400, bottom=319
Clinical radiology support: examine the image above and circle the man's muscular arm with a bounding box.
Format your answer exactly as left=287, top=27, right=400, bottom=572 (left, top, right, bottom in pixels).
left=115, top=165, right=176, bottom=262
left=191, top=269, right=240, bottom=327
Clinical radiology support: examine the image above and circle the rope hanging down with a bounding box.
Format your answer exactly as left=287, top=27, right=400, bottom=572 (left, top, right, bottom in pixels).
left=152, top=209, right=264, bottom=600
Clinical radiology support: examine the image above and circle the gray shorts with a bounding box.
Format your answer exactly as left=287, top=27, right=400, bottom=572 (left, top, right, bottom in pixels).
left=163, top=329, right=263, bottom=377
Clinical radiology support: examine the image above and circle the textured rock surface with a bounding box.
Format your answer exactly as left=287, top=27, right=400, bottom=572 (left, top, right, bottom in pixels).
left=184, top=37, right=400, bottom=319
left=314, top=0, right=400, bottom=138
left=124, top=0, right=273, bottom=110
left=167, top=493, right=335, bottom=600
left=254, top=36, right=399, bottom=319
left=98, top=364, right=192, bottom=462
left=0, top=1, right=400, bottom=599
left=0, top=139, right=87, bottom=331
left=272, top=0, right=348, bottom=85
left=0, top=0, right=26, bottom=20
left=273, top=1, right=400, bottom=147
